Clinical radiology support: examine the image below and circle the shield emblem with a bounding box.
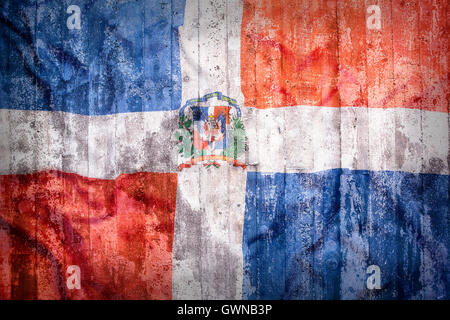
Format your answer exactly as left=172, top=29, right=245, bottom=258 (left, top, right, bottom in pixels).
left=192, top=106, right=231, bottom=152
left=176, top=92, right=246, bottom=170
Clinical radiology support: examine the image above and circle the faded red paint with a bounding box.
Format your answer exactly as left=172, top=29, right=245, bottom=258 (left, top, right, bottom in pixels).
left=241, top=0, right=448, bottom=112
left=0, top=171, right=177, bottom=299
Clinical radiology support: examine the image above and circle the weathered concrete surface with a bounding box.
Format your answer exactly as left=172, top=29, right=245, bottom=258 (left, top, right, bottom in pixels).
left=0, top=0, right=448, bottom=300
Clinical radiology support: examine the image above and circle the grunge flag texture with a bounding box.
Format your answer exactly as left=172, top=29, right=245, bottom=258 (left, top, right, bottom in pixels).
left=0, top=0, right=448, bottom=300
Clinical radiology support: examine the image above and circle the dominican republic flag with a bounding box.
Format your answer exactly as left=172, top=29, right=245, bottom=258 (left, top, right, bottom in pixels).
left=0, top=0, right=448, bottom=300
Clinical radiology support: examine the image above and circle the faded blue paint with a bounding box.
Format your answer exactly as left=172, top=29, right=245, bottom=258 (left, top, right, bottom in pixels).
left=243, top=169, right=449, bottom=300
left=0, top=0, right=185, bottom=115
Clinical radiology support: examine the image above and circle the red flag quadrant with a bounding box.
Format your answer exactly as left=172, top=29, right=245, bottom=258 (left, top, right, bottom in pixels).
left=0, top=171, right=177, bottom=300
left=241, top=0, right=448, bottom=112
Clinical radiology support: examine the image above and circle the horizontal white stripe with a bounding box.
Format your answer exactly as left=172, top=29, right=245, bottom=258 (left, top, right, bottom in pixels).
left=1, top=106, right=447, bottom=179
left=244, top=106, right=448, bottom=175
left=0, top=109, right=178, bottom=179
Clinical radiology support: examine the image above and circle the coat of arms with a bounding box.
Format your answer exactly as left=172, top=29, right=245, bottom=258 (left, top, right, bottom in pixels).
left=176, top=92, right=246, bottom=170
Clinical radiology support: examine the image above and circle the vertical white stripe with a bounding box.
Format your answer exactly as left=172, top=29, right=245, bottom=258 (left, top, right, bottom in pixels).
left=174, top=0, right=246, bottom=299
